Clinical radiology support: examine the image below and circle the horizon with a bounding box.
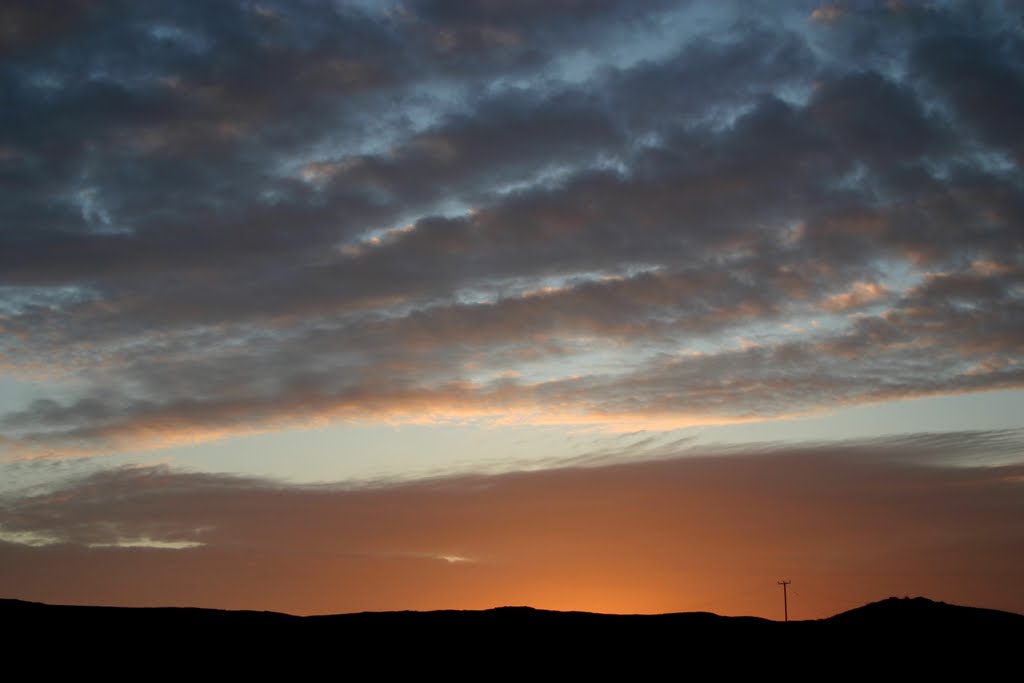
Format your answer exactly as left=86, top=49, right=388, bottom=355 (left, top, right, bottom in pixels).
left=9, top=593, right=1019, bottom=622
left=1, top=0, right=1022, bottom=620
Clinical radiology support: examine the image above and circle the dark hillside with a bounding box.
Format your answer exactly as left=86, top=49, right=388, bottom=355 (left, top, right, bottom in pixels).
left=4, top=596, right=1020, bottom=671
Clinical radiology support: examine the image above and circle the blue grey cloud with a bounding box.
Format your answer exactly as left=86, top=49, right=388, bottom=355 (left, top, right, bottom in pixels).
left=1, top=1, right=1021, bottom=454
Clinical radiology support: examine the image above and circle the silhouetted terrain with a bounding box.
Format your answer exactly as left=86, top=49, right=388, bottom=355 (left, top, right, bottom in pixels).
left=5, top=596, right=1020, bottom=671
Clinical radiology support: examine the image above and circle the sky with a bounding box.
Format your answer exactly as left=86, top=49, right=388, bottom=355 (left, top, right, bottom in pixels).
left=1, top=0, right=1022, bottom=619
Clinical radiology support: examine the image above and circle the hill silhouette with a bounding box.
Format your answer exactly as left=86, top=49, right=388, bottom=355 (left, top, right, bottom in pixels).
left=4, top=596, right=1021, bottom=671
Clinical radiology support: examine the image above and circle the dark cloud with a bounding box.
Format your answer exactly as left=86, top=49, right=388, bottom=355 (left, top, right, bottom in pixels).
left=807, top=70, right=946, bottom=165
left=912, top=29, right=1024, bottom=163
left=1, top=1, right=1022, bottom=455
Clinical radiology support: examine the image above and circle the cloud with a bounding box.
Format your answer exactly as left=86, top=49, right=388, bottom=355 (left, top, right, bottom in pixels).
left=821, top=281, right=889, bottom=312
left=2, top=432, right=1022, bottom=616
left=809, top=5, right=846, bottom=25
left=1, top=1, right=1022, bottom=456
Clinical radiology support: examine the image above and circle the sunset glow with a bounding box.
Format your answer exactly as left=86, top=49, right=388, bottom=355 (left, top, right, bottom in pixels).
left=1, top=0, right=1022, bottom=619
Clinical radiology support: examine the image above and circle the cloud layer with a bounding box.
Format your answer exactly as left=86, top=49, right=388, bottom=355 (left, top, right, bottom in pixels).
left=1, top=1, right=1022, bottom=455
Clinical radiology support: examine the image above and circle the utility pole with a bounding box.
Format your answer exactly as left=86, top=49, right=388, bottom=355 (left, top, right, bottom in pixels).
left=778, top=580, right=792, bottom=622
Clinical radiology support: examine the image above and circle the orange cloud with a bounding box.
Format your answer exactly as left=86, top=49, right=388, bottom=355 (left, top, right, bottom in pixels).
left=821, top=281, right=889, bottom=312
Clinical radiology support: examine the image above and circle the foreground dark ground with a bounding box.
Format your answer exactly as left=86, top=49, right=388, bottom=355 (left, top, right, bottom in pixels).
left=6, top=596, right=1021, bottom=672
